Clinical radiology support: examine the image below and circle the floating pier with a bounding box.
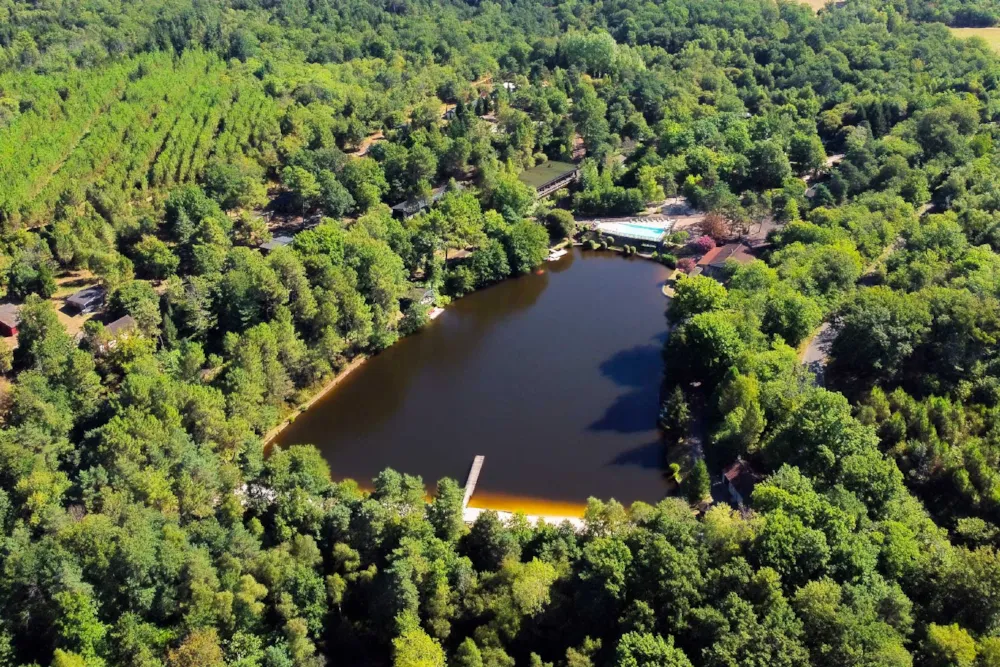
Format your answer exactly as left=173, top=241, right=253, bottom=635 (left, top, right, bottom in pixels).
left=462, top=455, right=485, bottom=509
left=459, top=455, right=586, bottom=531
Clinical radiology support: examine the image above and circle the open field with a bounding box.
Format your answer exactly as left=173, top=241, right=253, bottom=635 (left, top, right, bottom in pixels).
left=517, top=160, right=577, bottom=189
left=801, top=0, right=830, bottom=11
left=950, top=26, right=1000, bottom=51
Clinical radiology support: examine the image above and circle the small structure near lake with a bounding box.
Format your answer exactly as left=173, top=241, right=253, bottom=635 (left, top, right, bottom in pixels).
left=697, top=243, right=755, bottom=280
left=518, top=161, right=579, bottom=199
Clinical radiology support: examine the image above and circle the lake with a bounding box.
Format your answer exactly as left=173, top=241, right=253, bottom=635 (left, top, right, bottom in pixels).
left=275, top=248, right=673, bottom=514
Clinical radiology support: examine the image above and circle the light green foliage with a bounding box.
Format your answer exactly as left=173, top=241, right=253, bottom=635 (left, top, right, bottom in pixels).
left=923, top=623, right=978, bottom=667
left=668, top=275, right=728, bottom=323
left=501, top=220, right=549, bottom=274
left=392, top=628, right=445, bottom=667
left=614, top=632, right=693, bottom=667
left=2, top=1, right=1000, bottom=666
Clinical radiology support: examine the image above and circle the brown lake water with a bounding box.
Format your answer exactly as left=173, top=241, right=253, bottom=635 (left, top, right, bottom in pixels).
left=276, top=248, right=673, bottom=514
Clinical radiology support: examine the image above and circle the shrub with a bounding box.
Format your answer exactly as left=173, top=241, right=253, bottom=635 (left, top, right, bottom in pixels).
left=677, top=257, right=697, bottom=273
left=692, top=235, right=716, bottom=254
left=659, top=254, right=678, bottom=268
left=400, top=302, right=431, bottom=335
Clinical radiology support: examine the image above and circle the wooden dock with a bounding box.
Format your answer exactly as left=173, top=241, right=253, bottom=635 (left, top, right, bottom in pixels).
left=458, top=454, right=586, bottom=531
left=462, top=455, right=485, bottom=509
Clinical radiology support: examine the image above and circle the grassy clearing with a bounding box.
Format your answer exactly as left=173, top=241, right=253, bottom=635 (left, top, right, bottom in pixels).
left=801, top=0, right=831, bottom=11
left=949, top=27, right=1000, bottom=51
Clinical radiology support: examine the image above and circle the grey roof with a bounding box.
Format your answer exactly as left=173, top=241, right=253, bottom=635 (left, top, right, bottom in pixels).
left=0, top=303, right=19, bottom=328
left=67, top=285, right=106, bottom=308
left=106, top=315, right=137, bottom=335
left=261, top=235, right=294, bottom=252
left=391, top=185, right=455, bottom=216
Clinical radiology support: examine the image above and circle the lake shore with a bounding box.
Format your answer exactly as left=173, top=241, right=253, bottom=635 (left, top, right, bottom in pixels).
left=263, top=354, right=370, bottom=446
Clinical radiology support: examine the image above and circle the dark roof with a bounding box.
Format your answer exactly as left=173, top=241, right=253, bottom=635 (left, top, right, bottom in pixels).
left=697, top=243, right=754, bottom=269
left=391, top=185, right=454, bottom=216
left=0, top=303, right=19, bottom=328
left=261, top=235, right=294, bottom=251
left=106, top=315, right=137, bottom=335
left=723, top=459, right=761, bottom=501
left=67, top=285, right=106, bottom=308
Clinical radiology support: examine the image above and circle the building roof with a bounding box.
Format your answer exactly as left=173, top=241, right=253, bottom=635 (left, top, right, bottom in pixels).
left=261, top=235, right=294, bottom=252
left=0, top=303, right=20, bottom=328
left=723, top=459, right=761, bottom=501
left=67, top=285, right=106, bottom=308
left=106, top=315, right=137, bottom=336
left=697, top=243, right=754, bottom=269
left=391, top=185, right=455, bottom=216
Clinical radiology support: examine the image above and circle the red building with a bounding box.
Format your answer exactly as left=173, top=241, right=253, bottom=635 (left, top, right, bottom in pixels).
left=0, top=303, right=20, bottom=337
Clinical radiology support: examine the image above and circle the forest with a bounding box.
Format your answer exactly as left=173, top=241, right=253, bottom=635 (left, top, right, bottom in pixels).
left=4, top=0, right=1000, bottom=665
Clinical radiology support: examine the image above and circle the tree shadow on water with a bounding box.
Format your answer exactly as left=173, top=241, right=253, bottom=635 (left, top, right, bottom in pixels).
left=607, top=440, right=664, bottom=470
left=588, top=333, right=668, bottom=434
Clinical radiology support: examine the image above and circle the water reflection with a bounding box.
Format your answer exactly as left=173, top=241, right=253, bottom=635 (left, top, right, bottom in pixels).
left=277, top=248, right=673, bottom=506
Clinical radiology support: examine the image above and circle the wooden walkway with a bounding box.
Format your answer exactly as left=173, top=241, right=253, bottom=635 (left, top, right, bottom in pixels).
left=458, top=455, right=586, bottom=530
left=462, top=455, right=485, bottom=509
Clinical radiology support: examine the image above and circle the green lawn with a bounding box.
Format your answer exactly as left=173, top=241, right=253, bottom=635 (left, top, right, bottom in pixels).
left=517, top=160, right=578, bottom=190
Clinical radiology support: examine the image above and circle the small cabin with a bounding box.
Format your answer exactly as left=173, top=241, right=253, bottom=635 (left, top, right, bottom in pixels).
left=722, top=459, right=761, bottom=508
left=405, top=286, right=436, bottom=307
left=66, top=285, right=106, bottom=315
left=0, top=303, right=19, bottom=337
left=697, top=243, right=755, bottom=281
left=390, top=185, right=454, bottom=219
left=261, top=235, right=294, bottom=254
left=97, top=315, right=137, bottom=353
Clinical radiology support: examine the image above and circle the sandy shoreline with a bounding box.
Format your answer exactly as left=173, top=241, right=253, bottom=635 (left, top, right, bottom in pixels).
left=263, top=354, right=369, bottom=446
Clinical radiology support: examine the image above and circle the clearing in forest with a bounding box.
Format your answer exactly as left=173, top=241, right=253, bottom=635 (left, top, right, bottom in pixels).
left=949, top=27, right=1000, bottom=52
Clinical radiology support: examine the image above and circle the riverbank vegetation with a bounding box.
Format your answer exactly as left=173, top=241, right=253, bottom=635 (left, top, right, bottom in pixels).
left=4, top=0, right=1000, bottom=664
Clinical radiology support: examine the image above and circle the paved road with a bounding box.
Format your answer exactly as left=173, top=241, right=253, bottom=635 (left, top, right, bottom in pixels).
left=801, top=322, right=836, bottom=386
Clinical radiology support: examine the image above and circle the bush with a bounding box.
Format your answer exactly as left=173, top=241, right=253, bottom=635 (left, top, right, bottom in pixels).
left=400, top=302, right=431, bottom=335
left=545, top=209, right=576, bottom=239
left=691, top=235, right=717, bottom=254
left=659, top=254, right=678, bottom=268
left=677, top=257, right=696, bottom=273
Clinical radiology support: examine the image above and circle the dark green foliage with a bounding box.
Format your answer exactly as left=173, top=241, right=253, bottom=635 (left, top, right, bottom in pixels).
left=2, top=0, right=1000, bottom=665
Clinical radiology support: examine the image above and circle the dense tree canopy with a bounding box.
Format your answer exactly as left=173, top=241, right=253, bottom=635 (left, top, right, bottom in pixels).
left=3, top=0, right=1000, bottom=664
